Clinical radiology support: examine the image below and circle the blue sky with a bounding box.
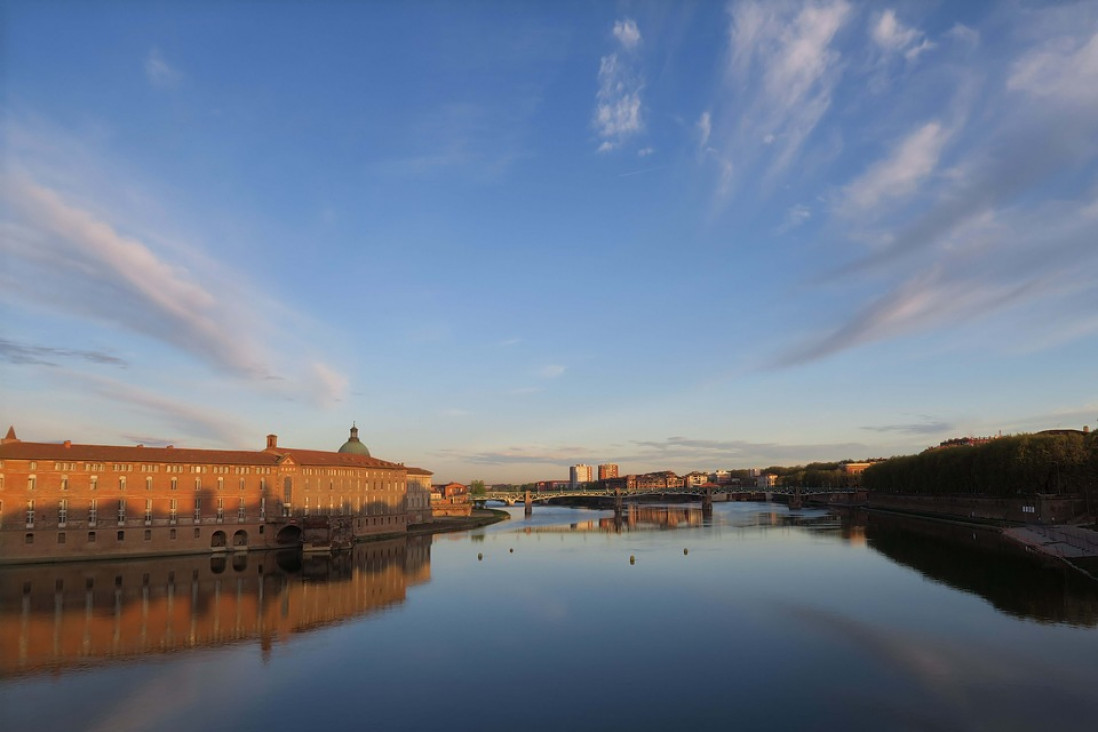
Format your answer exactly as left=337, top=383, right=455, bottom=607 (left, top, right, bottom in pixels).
left=2, top=0, right=1096, bottom=483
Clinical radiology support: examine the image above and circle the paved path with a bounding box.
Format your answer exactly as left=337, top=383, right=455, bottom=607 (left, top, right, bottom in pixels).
left=1003, top=525, right=1098, bottom=559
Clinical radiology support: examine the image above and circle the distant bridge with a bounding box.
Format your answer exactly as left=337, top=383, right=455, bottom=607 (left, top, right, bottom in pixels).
left=477, top=486, right=862, bottom=512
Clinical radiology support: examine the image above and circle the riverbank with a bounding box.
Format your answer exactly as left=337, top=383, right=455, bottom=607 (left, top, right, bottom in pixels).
left=859, top=505, right=1098, bottom=581
left=407, top=508, right=509, bottom=537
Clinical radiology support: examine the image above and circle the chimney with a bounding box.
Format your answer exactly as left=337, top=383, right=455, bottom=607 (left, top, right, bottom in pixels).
left=266, top=434, right=278, bottom=450
left=64, top=440, right=72, bottom=448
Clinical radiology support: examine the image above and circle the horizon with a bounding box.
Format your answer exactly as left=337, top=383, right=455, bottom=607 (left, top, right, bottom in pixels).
left=2, top=1, right=1095, bottom=484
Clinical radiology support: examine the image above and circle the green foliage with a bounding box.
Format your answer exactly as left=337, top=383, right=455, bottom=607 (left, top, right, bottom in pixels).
left=469, top=479, right=487, bottom=496
left=862, top=433, right=1098, bottom=496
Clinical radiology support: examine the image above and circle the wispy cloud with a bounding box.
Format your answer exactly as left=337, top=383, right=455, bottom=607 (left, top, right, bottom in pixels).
left=870, top=9, right=934, bottom=62
left=438, top=434, right=873, bottom=469
left=0, top=338, right=126, bottom=368
left=537, top=364, right=566, bottom=379
left=144, top=48, right=181, bottom=87
left=2, top=121, right=350, bottom=408
left=1007, top=31, right=1098, bottom=107
left=777, top=203, right=811, bottom=233
left=3, top=175, right=271, bottom=378
left=696, top=111, right=712, bottom=149
left=705, top=0, right=852, bottom=195
left=65, top=371, right=248, bottom=446
left=594, top=18, right=645, bottom=152
left=839, top=120, right=951, bottom=215
left=862, top=419, right=954, bottom=436
left=308, top=362, right=348, bottom=407
left=770, top=17, right=1098, bottom=367
left=613, top=18, right=642, bottom=50
left=376, top=101, right=532, bottom=182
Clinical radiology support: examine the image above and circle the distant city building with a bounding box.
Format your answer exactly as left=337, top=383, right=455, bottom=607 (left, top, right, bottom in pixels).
left=430, top=482, right=470, bottom=518
left=841, top=462, right=873, bottom=475
left=684, top=471, right=708, bottom=487
left=597, top=463, right=619, bottom=481
left=570, top=464, right=593, bottom=488
left=756, top=474, right=778, bottom=489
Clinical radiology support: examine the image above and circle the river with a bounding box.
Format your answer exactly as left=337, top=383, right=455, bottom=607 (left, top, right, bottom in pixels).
left=2, top=502, right=1097, bottom=731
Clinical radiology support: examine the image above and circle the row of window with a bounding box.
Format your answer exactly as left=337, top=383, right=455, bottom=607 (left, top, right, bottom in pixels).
left=14, top=476, right=405, bottom=493
left=23, top=526, right=255, bottom=545
left=28, top=462, right=379, bottom=475
left=15, top=497, right=267, bottom=528
left=18, top=476, right=273, bottom=492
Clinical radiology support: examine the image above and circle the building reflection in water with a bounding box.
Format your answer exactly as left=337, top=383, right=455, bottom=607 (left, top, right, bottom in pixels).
left=0, top=535, right=431, bottom=678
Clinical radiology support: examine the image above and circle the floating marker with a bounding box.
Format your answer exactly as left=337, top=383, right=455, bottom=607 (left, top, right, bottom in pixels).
left=477, top=553, right=483, bottom=561
left=629, top=555, right=635, bottom=565
left=509, top=548, right=514, bottom=553
left=683, top=548, right=689, bottom=556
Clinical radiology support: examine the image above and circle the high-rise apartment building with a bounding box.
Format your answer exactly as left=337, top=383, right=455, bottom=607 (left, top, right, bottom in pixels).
left=597, top=463, right=619, bottom=480
left=569, top=464, right=593, bottom=488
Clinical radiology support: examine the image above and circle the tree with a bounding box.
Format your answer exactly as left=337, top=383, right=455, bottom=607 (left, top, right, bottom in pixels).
left=469, top=479, right=487, bottom=496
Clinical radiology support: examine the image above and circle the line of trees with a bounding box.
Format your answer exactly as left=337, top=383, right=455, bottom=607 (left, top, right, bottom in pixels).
left=760, top=461, right=873, bottom=489
left=862, top=432, right=1097, bottom=497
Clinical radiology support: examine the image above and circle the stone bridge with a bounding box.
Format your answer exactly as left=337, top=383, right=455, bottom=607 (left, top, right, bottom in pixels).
left=478, top=486, right=861, bottom=513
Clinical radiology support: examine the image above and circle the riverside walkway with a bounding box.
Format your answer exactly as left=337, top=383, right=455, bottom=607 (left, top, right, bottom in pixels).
left=1003, top=525, right=1098, bottom=560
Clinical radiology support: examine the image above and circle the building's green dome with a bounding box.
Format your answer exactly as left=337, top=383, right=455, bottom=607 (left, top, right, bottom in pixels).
left=338, top=424, right=371, bottom=456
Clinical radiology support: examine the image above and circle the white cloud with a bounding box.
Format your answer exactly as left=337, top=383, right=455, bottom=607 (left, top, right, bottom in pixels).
left=64, top=371, right=248, bottom=446
left=697, top=111, right=712, bottom=148
left=904, top=38, right=935, bottom=63
left=871, top=10, right=917, bottom=52
left=637, top=147, right=654, bottom=157
left=711, top=0, right=852, bottom=192
left=144, top=48, right=181, bottom=87
left=777, top=203, right=811, bottom=233
left=840, top=121, right=950, bottom=214
left=613, top=18, right=642, bottom=50
left=538, top=364, right=566, bottom=379
left=594, top=20, right=646, bottom=151
left=1008, top=31, right=1098, bottom=107
left=871, top=10, right=934, bottom=62
left=2, top=122, right=352, bottom=410
left=3, top=176, right=268, bottom=378
left=309, top=362, right=348, bottom=407
left=945, top=23, right=979, bottom=47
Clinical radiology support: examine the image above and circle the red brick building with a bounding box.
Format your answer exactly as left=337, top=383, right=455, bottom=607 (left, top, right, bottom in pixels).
left=0, top=425, right=418, bottom=563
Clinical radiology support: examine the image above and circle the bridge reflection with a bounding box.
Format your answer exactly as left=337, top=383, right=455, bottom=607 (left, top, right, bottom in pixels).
left=518, top=504, right=846, bottom=534
left=0, top=536, right=431, bottom=678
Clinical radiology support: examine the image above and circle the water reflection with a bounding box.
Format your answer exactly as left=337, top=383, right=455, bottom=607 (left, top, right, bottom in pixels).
left=521, top=503, right=843, bottom=534
left=0, top=536, right=431, bottom=678
left=861, top=511, right=1098, bottom=627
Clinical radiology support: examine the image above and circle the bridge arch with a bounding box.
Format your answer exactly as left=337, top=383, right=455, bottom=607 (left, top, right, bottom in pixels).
left=210, top=530, right=227, bottom=549
left=276, top=524, right=302, bottom=547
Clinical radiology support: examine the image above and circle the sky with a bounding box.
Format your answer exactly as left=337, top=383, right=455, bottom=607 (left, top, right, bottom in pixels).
left=2, top=0, right=1096, bottom=483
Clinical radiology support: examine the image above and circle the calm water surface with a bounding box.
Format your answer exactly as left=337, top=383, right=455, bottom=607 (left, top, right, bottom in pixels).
left=2, top=502, right=1097, bottom=731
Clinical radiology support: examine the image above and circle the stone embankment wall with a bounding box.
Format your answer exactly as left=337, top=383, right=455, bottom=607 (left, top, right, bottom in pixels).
left=867, top=493, right=1089, bottom=525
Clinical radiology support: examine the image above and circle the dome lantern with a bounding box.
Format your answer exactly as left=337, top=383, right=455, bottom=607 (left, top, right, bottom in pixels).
left=337, top=423, right=371, bottom=456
